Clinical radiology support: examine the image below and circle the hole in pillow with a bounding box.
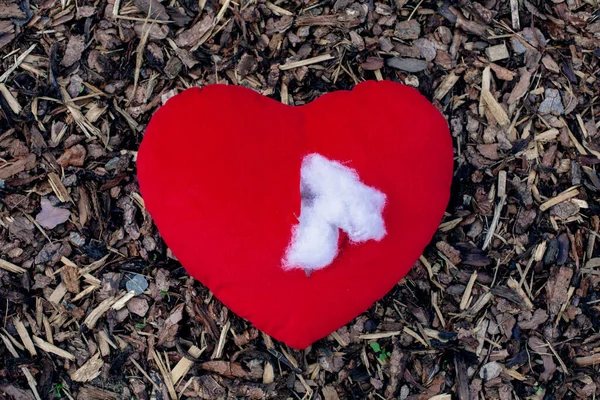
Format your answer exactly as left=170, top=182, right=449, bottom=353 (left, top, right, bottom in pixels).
left=282, top=153, right=387, bottom=273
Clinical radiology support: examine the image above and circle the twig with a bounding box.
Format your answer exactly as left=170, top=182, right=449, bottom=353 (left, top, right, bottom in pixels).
left=130, top=357, right=162, bottom=391
left=407, top=0, right=425, bottom=21
left=21, top=367, right=42, bottom=400
left=131, top=7, right=153, bottom=102
left=151, top=350, right=177, bottom=400
left=280, top=54, right=335, bottom=71
left=359, top=331, right=401, bottom=340
left=483, top=195, right=506, bottom=250
left=113, top=15, right=172, bottom=23
left=0, top=44, right=37, bottom=83
left=1, top=333, right=20, bottom=357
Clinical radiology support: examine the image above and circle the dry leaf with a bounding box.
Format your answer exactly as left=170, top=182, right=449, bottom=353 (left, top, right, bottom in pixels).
left=157, top=303, right=184, bottom=346
left=546, top=266, right=573, bottom=315
left=61, top=35, right=85, bottom=67
left=36, top=198, right=71, bottom=229
left=361, top=57, right=384, bottom=70
left=507, top=68, right=532, bottom=104
left=477, top=143, right=500, bottom=160
left=518, top=309, right=549, bottom=330
left=541, top=54, right=560, bottom=73
left=175, top=15, right=213, bottom=48
left=127, top=297, right=149, bottom=317
left=57, top=144, right=86, bottom=167
left=133, top=0, right=169, bottom=20
left=528, top=337, right=557, bottom=381
left=322, top=386, right=341, bottom=400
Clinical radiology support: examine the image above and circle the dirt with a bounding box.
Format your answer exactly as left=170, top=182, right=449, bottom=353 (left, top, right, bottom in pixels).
left=2, top=0, right=600, bottom=399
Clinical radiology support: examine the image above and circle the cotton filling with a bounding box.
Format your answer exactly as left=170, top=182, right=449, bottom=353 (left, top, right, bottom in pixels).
left=283, top=153, right=387, bottom=272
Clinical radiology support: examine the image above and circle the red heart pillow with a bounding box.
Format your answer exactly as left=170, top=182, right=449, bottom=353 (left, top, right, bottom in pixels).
left=137, top=81, right=453, bottom=349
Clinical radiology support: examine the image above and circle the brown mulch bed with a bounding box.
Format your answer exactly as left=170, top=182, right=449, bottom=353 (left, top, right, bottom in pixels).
left=2, top=0, right=600, bottom=398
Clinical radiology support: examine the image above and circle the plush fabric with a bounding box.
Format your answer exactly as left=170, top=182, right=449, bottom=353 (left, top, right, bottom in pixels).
left=137, top=80, right=453, bottom=349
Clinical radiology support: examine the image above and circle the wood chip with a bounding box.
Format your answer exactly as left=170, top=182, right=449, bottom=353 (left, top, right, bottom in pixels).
left=535, top=128, right=559, bottom=142
left=460, top=271, right=478, bottom=310
left=111, top=290, right=136, bottom=311
left=21, top=367, right=42, bottom=400
left=211, top=320, right=230, bottom=359
left=386, top=57, right=429, bottom=72
left=403, top=327, right=428, bottom=347
left=0, top=83, right=22, bottom=114
left=481, top=90, right=510, bottom=126
left=71, top=353, right=104, bottom=382
left=439, top=217, right=463, bottom=232
left=13, top=317, right=37, bottom=356
left=130, top=356, right=161, bottom=392
left=1, top=333, right=20, bottom=357
left=329, top=330, right=349, bottom=347
left=510, top=0, right=520, bottom=30
left=429, top=395, right=452, bottom=400
left=48, top=282, right=67, bottom=304
left=322, top=386, right=341, bottom=400
left=431, top=292, right=446, bottom=327
left=83, top=296, right=117, bottom=329
left=0, top=153, right=36, bottom=179
left=171, top=345, right=205, bottom=385
left=434, top=72, right=460, bottom=100
left=48, top=172, right=72, bottom=203
left=32, top=336, right=75, bottom=360
left=265, top=1, right=293, bottom=16
left=498, top=171, right=507, bottom=198
left=489, top=63, right=517, bottom=80
left=61, top=264, right=80, bottom=293
left=486, top=44, right=509, bottom=62
left=0, top=259, right=26, bottom=274
left=540, top=187, right=579, bottom=212
left=507, top=277, right=534, bottom=310
left=98, top=330, right=117, bottom=356
left=72, top=284, right=99, bottom=302
left=574, top=353, right=600, bottom=367
left=467, top=291, right=493, bottom=315
left=263, top=361, right=275, bottom=384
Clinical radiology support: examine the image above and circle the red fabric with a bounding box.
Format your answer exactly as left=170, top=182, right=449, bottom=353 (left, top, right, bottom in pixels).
left=137, top=81, right=453, bottom=349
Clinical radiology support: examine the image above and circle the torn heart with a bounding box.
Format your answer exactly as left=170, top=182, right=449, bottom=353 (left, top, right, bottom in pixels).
left=137, top=80, right=453, bottom=349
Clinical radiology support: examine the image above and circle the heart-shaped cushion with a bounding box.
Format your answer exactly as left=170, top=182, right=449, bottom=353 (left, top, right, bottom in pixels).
left=137, top=80, right=453, bottom=349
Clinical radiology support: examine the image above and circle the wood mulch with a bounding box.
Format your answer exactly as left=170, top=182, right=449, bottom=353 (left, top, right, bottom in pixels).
left=2, top=0, right=600, bottom=398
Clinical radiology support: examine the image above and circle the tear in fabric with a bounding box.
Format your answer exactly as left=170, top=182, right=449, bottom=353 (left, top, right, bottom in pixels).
left=283, top=153, right=387, bottom=272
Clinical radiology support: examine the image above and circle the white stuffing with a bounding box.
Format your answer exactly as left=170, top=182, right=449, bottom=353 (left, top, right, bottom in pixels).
left=283, top=153, right=387, bottom=273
